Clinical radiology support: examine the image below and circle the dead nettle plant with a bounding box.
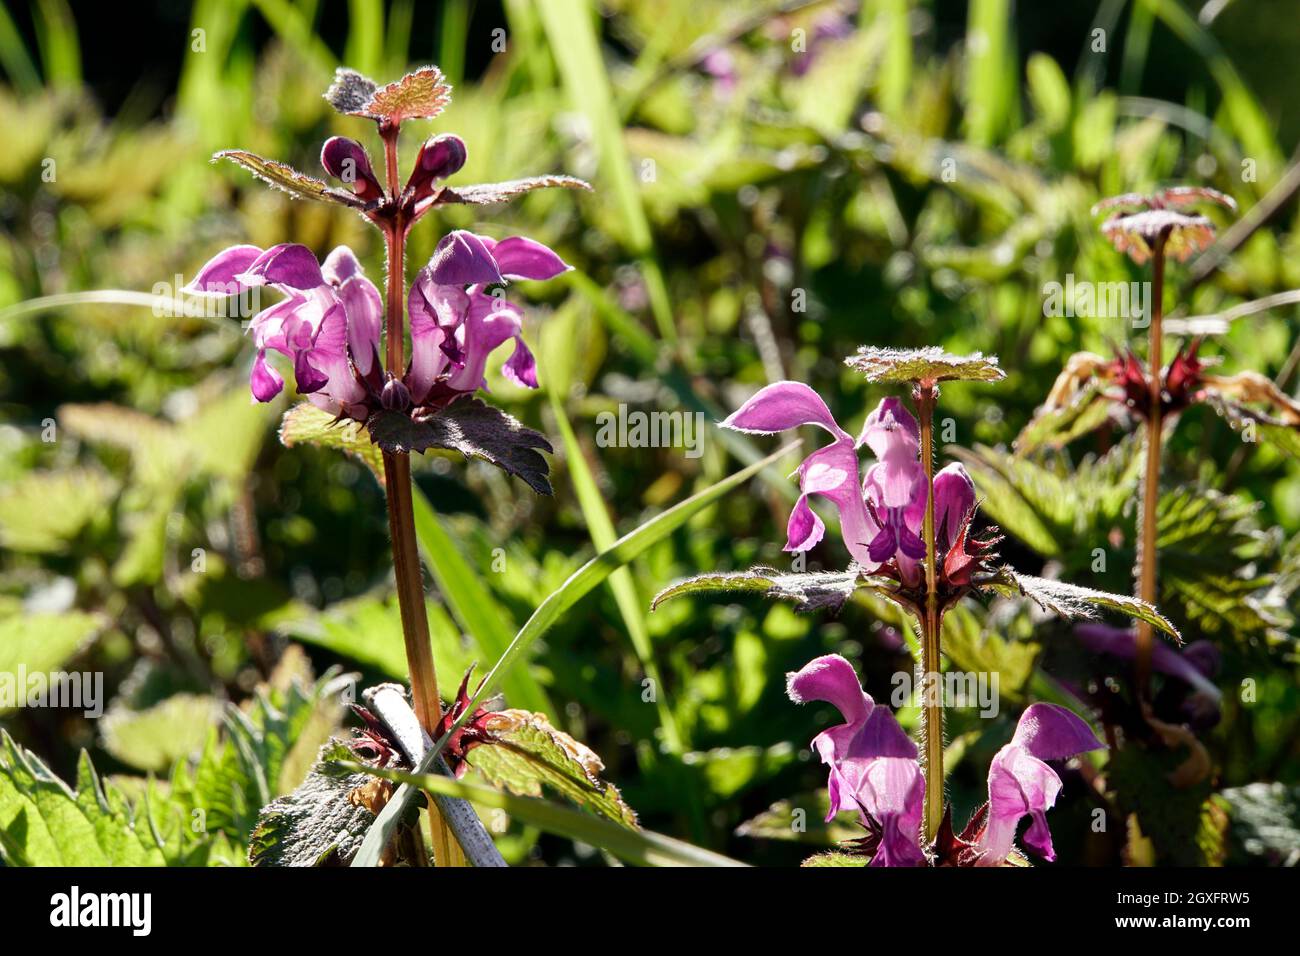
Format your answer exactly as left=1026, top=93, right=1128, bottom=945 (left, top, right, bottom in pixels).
left=652, top=348, right=1179, bottom=866
left=186, top=65, right=661, bottom=867
left=1012, top=188, right=1300, bottom=696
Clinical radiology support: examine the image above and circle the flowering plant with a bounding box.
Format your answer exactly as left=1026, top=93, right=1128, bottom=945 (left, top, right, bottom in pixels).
left=654, top=346, right=1179, bottom=863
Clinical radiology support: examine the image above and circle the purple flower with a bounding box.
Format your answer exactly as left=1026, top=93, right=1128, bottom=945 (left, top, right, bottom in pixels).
left=787, top=655, right=1104, bottom=866
left=787, top=655, right=923, bottom=867
left=405, top=230, right=570, bottom=407
left=722, top=382, right=984, bottom=586
left=860, top=397, right=926, bottom=579
left=722, top=381, right=880, bottom=568
left=977, top=703, right=1106, bottom=865
left=1075, top=623, right=1222, bottom=727
left=186, top=243, right=382, bottom=418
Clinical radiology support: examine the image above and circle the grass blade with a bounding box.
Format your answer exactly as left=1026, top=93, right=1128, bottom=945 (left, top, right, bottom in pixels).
left=351, top=764, right=748, bottom=867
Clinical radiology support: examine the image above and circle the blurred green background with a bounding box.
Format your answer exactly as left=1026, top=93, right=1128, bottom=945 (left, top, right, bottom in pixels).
left=1, top=0, right=1298, bottom=866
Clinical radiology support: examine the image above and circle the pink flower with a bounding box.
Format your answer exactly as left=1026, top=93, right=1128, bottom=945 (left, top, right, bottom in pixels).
left=787, top=655, right=1104, bottom=866
left=186, top=243, right=381, bottom=419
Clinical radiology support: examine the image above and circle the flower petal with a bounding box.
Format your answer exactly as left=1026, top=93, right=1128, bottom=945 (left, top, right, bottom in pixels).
left=784, top=495, right=825, bottom=552
left=428, top=230, right=505, bottom=286
left=859, top=396, right=920, bottom=459
left=250, top=350, right=283, bottom=402
left=861, top=757, right=926, bottom=867
left=934, top=462, right=976, bottom=553
left=980, top=744, right=1062, bottom=864
left=721, top=380, right=850, bottom=440
left=786, top=654, right=869, bottom=728
left=502, top=335, right=539, bottom=388
left=186, top=244, right=262, bottom=294
left=239, top=243, right=325, bottom=290
left=337, top=274, right=383, bottom=377
left=1011, top=702, right=1106, bottom=761
left=485, top=236, right=571, bottom=281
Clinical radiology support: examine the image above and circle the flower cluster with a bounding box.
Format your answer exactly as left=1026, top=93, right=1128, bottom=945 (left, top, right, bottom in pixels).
left=721, top=381, right=994, bottom=591
left=789, top=654, right=1105, bottom=866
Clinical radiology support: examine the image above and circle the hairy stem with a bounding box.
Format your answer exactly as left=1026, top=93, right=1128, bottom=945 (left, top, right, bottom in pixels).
left=378, top=126, right=454, bottom=864
left=915, top=384, right=943, bottom=843
left=1136, top=233, right=1167, bottom=697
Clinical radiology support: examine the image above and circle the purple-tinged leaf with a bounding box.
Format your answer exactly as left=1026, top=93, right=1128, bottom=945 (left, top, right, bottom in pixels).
left=214, top=150, right=364, bottom=208
left=366, top=399, right=553, bottom=495
left=337, top=66, right=452, bottom=124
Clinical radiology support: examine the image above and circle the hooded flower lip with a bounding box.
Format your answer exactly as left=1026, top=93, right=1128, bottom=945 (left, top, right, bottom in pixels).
left=788, top=656, right=1104, bottom=867
left=1092, top=186, right=1236, bottom=265
left=404, top=230, right=570, bottom=408
left=787, top=655, right=922, bottom=865
left=722, top=381, right=880, bottom=568
left=186, top=242, right=382, bottom=417
left=977, top=703, right=1105, bottom=865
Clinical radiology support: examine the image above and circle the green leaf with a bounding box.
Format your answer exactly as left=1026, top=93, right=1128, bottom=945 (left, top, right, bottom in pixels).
left=367, top=400, right=553, bottom=495
left=279, top=402, right=385, bottom=480
left=438, top=175, right=592, bottom=206
left=736, top=792, right=861, bottom=845
left=468, top=709, right=637, bottom=827
left=100, top=694, right=223, bottom=773
left=982, top=567, right=1182, bottom=641
left=248, top=741, right=387, bottom=867
left=352, top=764, right=745, bottom=867
left=845, top=346, right=1006, bottom=385
left=651, top=568, right=898, bottom=614
left=351, top=441, right=798, bottom=866
left=1203, top=393, right=1300, bottom=462
left=547, top=388, right=679, bottom=748
left=0, top=731, right=167, bottom=866
left=0, top=612, right=103, bottom=714
left=214, top=149, right=364, bottom=207
left=1014, top=382, right=1114, bottom=454
left=0, top=468, right=116, bottom=553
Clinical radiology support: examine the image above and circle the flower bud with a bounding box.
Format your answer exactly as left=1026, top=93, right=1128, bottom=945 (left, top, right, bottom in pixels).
left=405, top=134, right=467, bottom=204
left=381, top=374, right=411, bottom=411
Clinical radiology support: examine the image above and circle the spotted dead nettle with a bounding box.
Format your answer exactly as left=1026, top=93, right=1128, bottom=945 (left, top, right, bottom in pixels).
left=653, top=346, right=1180, bottom=867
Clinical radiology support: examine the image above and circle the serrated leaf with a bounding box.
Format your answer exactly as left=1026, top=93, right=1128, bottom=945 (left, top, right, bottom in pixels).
left=982, top=567, right=1181, bottom=642
left=436, top=175, right=592, bottom=206
left=650, top=567, right=897, bottom=614
left=0, top=469, right=117, bottom=553
left=367, top=399, right=553, bottom=494
left=1015, top=382, right=1114, bottom=454
left=0, top=612, right=103, bottom=714
left=214, top=150, right=363, bottom=207
left=352, top=764, right=744, bottom=866
left=845, top=346, right=1005, bottom=385
left=323, top=67, right=378, bottom=114
left=101, top=694, right=223, bottom=773
left=468, top=710, right=637, bottom=828
left=1204, top=393, right=1300, bottom=461
left=248, top=741, right=387, bottom=867
left=341, top=66, right=451, bottom=123
left=0, top=731, right=167, bottom=866
left=279, top=402, right=385, bottom=480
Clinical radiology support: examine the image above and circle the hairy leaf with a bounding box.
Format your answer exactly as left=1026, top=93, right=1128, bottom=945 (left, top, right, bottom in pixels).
left=214, top=150, right=363, bottom=207
left=0, top=469, right=117, bottom=553
left=650, top=567, right=897, bottom=613
left=248, top=741, right=386, bottom=867
left=279, top=402, right=385, bottom=480
left=801, top=850, right=869, bottom=867
left=101, top=694, right=223, bottom=773
left=354, top=764, right=745, bottom=866
left=0, top=732, right=166, bottom=865
left=845, top=346, right=1005, bottom=385
left=341, top=66, right=451, bottom=123
left=468, top=710, right=637, bottom=827
left=982, top=567, right=1181, bottom=641
left=367, top=400, right=554, bottom=494
left=436, top=175, right=592, bottom=206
